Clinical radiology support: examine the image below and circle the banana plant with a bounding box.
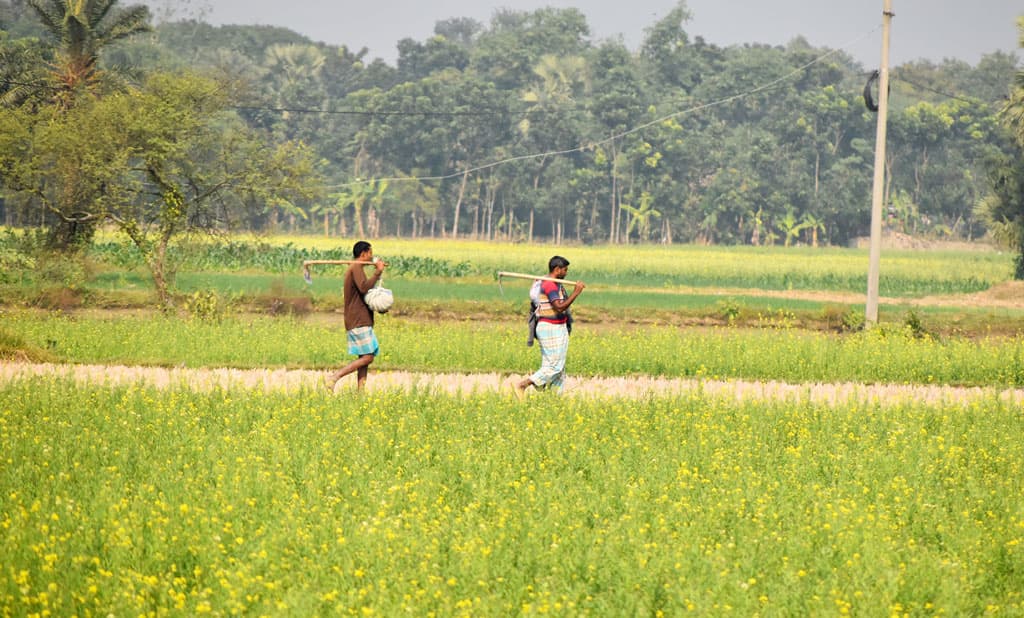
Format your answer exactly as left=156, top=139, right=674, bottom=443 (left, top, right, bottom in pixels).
left=620, top=191, right=661, bottom=242
left=328, top=179, right=389, bottom=238
left=777, top=206, right=811, bottom=247
left=801, top=212, right=826, bottom=247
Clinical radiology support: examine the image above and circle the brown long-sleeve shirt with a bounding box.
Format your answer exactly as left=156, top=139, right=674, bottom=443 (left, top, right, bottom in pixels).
left=343, top=264, right=381, bottom=330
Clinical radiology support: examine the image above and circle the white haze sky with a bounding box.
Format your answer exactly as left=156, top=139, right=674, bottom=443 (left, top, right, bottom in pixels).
left=162, top=0, right=1022, bottom=68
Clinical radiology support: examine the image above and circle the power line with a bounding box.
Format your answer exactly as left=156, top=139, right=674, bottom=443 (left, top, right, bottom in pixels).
left=230, top=104, right=570, bottom=117
left=892, top=75, right=979, bottom=104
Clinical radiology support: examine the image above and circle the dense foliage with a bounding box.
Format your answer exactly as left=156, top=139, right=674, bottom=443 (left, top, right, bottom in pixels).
left=0, top=0, right=321, bottom=307
left=1, top=0, right=1021, bottom=248
left=975, top=17, right=1024, bottom=278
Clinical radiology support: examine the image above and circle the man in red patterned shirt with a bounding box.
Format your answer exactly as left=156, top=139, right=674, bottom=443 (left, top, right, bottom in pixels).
left=511, top=256, right=585, bottom=399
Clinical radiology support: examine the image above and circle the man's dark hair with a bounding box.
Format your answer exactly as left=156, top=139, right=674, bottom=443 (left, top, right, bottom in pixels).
left=548, top=255, right=570, bottom=271
left=353, top=240, right=372, bottom=258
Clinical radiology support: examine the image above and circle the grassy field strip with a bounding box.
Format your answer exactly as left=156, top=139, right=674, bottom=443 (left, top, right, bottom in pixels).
left=134, top=272, right=1024, bottom=312
left=5, top=312, right=1023, bottom=387
left=76, top=234, right=1015, bottom=296
left=84, top=265, right=1024, bottom=310
left=2, top=362, right=1022, bottom=407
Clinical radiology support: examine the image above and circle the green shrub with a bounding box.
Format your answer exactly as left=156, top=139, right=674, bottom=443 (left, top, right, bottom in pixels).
left=841, top=309, right=866, bottom=333
left=0, top=248, right=34, bottom=285
left=903, top=309, right=930, bottom=339
left=716, top=297, right=741, bottom=322
left=0, top=326, right=57, bottom=362
left=184, top=290, right=227, bottom=322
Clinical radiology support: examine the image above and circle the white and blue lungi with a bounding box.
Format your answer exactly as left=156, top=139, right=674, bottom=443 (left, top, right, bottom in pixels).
left=530, top=321, right=569, bottom=392
left=346, top=326, right=379, bottom=356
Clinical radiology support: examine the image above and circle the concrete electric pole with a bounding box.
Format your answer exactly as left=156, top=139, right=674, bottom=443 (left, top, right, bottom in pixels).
left=865, top=0, right=893, bottom=325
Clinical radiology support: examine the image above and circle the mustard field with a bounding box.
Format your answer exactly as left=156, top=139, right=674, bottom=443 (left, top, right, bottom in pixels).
left=2, top=380, right=1022, bottom=615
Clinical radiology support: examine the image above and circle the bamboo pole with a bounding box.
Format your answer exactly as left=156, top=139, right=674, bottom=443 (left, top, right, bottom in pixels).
left=496, top=271, right=581, bottom=286
left=302, top=260, right=375, bottom=283
left=302, top=260, right=374, bottom=267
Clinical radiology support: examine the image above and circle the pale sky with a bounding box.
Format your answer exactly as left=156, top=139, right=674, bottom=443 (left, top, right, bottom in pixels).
left=161, top=0, right=1022, bottom=68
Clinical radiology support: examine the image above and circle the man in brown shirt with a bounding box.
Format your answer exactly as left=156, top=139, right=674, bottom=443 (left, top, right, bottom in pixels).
left=326, top=240, right=386, bottom=391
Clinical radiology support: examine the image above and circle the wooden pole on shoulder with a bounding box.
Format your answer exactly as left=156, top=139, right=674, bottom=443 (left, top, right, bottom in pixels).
left=302, top=259, right=374, bottom=283
left=496, top=271, right=585, bottom=297
left=496, top=271, right=581, bottom=286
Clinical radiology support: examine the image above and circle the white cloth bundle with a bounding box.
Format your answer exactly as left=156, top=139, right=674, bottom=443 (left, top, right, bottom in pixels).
left=365, top=283, right=394, bottom=313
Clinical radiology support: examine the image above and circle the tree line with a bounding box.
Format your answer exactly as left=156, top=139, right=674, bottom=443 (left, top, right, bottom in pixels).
left=1, top=0, right=1022, bottom=274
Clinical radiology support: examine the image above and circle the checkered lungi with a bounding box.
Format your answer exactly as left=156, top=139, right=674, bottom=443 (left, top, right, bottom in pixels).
left=530, top=321, right=569, bottom=392
left=347, top=326, right=379, bottom=356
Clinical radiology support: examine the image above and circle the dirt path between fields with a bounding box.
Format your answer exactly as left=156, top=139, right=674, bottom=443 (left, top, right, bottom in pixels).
left=632, top=280, right=1024, bottom=310
left=1, top=361, right=1021, bottom=407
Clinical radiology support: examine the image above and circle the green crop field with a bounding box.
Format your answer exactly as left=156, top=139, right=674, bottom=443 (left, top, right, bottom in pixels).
left=2, top=311, right=1022, bottom=387
left=80, top=234, right=1013, bottom=296
left=3, top=231, right=1010, bottom=296
left=6, top=233, right=1022, bottom=337
left=4, top=235, right=1023, bottom=337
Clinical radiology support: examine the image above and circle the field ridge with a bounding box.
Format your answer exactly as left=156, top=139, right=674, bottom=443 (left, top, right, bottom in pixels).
left=3, top=361, right=1021, bottom=406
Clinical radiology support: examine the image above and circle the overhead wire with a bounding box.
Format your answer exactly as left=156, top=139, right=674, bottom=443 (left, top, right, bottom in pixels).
left=891, top=74, right=979, bottom=104
left=230, top=104, right=568, bottom=117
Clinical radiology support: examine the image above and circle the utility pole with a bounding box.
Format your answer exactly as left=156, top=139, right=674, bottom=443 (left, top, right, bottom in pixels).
left=866, top=0, right=893, bottom=325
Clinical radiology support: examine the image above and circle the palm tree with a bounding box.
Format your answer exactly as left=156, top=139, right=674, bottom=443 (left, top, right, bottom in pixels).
left=263, top=43, right=327, bottom=118
left=0, top=34, right=50, bottom=108
left=518, top=53, right=589, bottom=135
left=329, top=180, right=389, bottom=239
left=28, top=0, right=151, bottom=108
left=519, top=54, right=590, bottom=241
left=22, top=0, right=150, bottom=247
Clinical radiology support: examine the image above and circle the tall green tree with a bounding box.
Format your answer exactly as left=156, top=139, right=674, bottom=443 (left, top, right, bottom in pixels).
left=639, top=1, right=703, bottom=92
left=587, top=40, right=649, bottom=243
left=518, top=52, right=589, bottom=241
left=118, top=72, right=319, bottom=306
left=0, top=71, right=319, bottom=306
left=1004, top=18, right=1024, bottom=147
left=471, top=7, right=590, bottom=91
left=396, top=34, right=470, bottom=81
left=14, top=0, right=150, bottom=247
